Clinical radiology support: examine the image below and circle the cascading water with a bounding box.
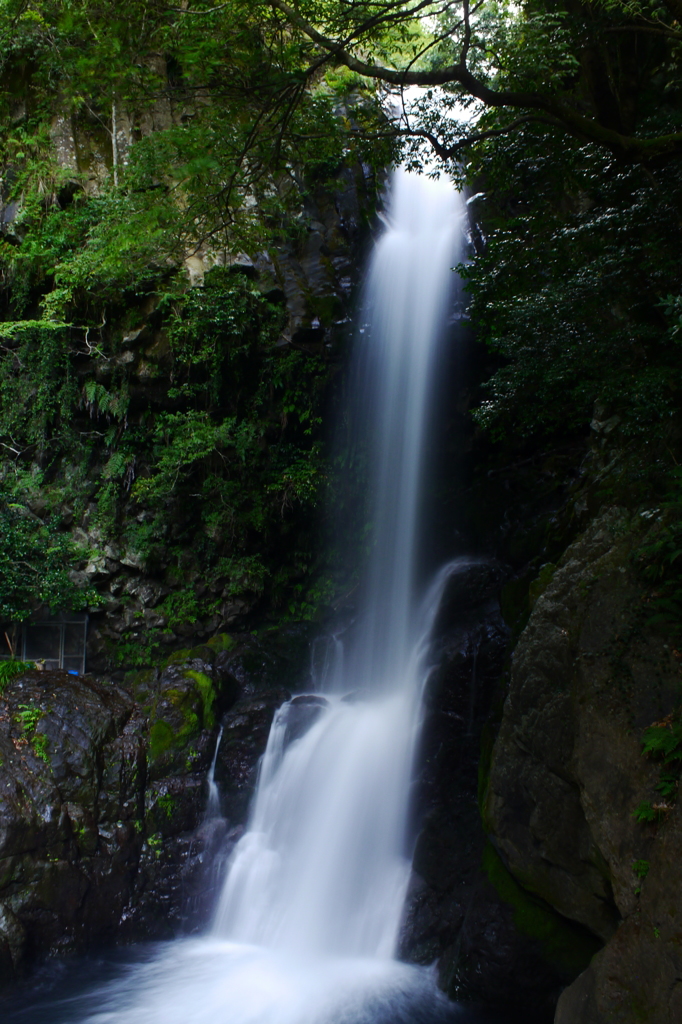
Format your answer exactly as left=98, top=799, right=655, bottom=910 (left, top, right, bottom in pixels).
left=212, top=172, right=464, bottom=964
left=7, top=169, right=470, bottom=1024
left=205, top=725, right=224, bottom=820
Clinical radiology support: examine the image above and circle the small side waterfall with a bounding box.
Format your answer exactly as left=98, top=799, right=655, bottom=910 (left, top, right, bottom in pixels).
left=31, top=169, right=468, bottom=1024
left=205, top=725, right=224, bottom=820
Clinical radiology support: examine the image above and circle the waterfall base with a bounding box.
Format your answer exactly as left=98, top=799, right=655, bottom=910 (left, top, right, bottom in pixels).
left=0, top=940, right=485, bottom=1024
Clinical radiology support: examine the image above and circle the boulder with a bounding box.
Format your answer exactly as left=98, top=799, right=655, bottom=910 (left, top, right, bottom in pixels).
left=282, top=694, right=329, bottom=746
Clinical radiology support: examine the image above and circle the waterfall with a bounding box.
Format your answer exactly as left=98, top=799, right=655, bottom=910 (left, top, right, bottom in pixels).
left=355, top=170, right=464, bottom=685
left=29, top=168, right=467, bottom=1024
left=212, top=170, right=464, bottom=959
left=204, top=725, right=224, bottom=820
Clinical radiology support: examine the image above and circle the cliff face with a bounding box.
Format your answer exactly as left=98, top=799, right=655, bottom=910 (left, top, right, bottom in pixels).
left=0, top=58, right=381, bottom=675
left=483, top=507, right=682, bottom=1024
left=0, top=75, right=387, bottom=987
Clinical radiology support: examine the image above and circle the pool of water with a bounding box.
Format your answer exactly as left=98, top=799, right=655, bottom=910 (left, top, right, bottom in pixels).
left=0, top=940, right=517, bottom=1024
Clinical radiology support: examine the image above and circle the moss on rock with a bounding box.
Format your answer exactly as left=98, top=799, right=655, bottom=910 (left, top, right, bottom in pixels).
left=483, top=842, right=601, bottom=976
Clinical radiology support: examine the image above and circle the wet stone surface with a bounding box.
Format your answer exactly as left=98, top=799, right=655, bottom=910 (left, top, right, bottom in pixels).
left=0, top=628, right=312, bottom=985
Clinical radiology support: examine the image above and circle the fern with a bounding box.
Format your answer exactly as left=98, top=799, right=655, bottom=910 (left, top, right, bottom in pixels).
left=636, top=712, right=682, bottom=818
left=641, top=721, right=682, bottom=762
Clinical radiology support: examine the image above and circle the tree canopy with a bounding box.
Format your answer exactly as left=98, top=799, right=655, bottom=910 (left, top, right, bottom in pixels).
left=3, top=0, right=682, bottom=196
left=257, top=0, right=682, bottom=164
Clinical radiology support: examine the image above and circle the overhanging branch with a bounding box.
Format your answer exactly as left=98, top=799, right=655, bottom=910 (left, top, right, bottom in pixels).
left=264, top=0, right=682, bottom=163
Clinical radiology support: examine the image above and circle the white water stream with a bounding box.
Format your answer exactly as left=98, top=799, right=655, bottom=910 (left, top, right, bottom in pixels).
left=213, top=169, right=464, bottom=961
left=8, top=170, right=470, bottom=1024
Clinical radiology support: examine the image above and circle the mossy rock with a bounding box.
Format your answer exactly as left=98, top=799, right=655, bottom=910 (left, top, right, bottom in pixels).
left=529, top=562, right=557, bottom=610
left=147, top=686, right=204, bottom=770
left=206, top=633, right=235, bottom=654
left=163, top=649, right=193, bottom=667
left=149, top=720, right=176, bottom=760
left=125, top=668, right=159, bottom=703
left=186, top=645, right=216, bottom=665
left=145, top=661, right=218, bottom=778
left=483, top=842, right=601, bottom=976
left=184, top=670, right=216, bottom=729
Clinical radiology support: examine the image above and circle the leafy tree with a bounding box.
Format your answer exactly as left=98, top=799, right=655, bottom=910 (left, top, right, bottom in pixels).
left=255, top=0, right=682, bottom=165
left=462, top=127, right=682, bottom=443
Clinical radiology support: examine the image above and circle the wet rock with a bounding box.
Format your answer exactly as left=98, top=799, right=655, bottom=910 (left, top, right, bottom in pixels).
left=213, top=624, right=318, bottom=697
left=398, top=552, right=595, bottom=1017
left=484, top=508, right=682, bottom=1024
left=432, top=559, right=506, bottom=633
left=0, top=638, right=292, bottom=980
left=0, top=671, right=140, bottom=967
left=0, top=904, right=26, bottom=981
left=282, top=694, right=329, bottom=746
left=485, top=511, right=660, bottom=936
left=214, top=688, right=291, bottom=822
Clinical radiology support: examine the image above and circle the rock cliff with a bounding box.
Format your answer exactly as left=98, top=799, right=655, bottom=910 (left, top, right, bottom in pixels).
left=483, top=507, right=682, bottom=1023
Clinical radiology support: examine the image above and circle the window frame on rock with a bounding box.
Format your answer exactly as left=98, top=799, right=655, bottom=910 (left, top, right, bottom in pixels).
left=0, top=613, right=88, bottom=674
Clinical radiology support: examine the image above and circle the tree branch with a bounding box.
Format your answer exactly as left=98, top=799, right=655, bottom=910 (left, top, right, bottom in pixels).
left=265, top=0, right=682, bottom=162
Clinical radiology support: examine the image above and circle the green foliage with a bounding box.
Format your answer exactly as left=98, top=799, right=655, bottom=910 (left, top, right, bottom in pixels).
left=0, top=1, right=392, bottom=638
left=641, top=718, right=682, bottom=763
left=157, top=793, right=176, bottom=820
left=16, top=700, right=49, bottom=761
left=633, top=859, right=650, bottom=879
left=31, top=732, right=50, bottom=763
left=158, top=593, right=202, bottom=631
left=110, top=633, right=170, bottom=671
left=16, top=703, right=42, bottom=733
left=632, top=705, right=682, bottom=828
left=146, top=833, right=163, bottom=859
left=636, top=711, right=682, bottom=810
left=633, top=801, right=660, bottom=823
left=0, top=261, right=331, bottom=628
left=0, top=496, right=102, bottom=619
left=0, top=659, right=35, bottom=691
left=0, top=326, right=78, bottom=444
left=465, top=128, right=682, bottom=443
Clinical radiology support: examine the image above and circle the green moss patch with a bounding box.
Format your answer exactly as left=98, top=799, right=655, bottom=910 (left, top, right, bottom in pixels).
left=483, top=842, right=601, bottom=977
left=206, top=633, right=235, bottom=654
left=529, top=562, right=556, bottom=609
left=185, top=670, right=216, bottom=729
left=149, top=720, right=175, bottom=760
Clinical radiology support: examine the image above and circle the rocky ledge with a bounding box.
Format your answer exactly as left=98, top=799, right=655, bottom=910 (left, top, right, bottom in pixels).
left=0, top=627, right=314, bottom=985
